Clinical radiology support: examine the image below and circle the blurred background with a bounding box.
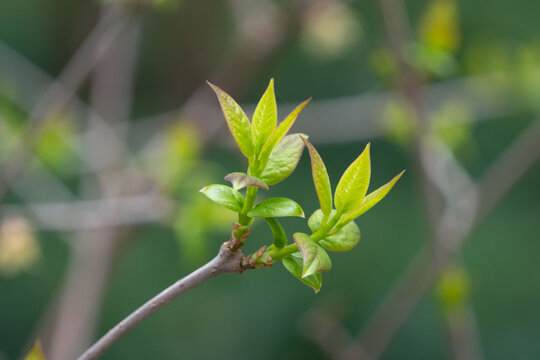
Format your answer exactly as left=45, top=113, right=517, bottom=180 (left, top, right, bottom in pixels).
left=0, top=0, right=539, bottom=359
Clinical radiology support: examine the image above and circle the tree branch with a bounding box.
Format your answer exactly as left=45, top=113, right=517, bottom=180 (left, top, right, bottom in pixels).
left=77, top=231, right=255, bottom=360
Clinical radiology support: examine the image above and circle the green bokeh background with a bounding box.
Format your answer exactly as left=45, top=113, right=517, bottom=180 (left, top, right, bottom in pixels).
left=1, top=0, right=539, bottom=359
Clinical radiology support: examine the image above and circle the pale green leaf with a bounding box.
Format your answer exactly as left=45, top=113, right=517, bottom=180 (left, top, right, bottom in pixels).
left=342, top=170, right=405, bottom=223
left=199, top=184, right=244, bottom=212
left=303, top=138, right=332, bottom=217
left=207, top=82, right=253, bottom=158
left=335, top=143, right=371, bottom=214
left=248, top=198, right=304, bottom=218
left=259, top=133, right=306, bottom=185
left=294, top=232, right=332, bottom=277
left=23, top=340, right=45, bottom=360
left=258, top=98, right=311, bottom=166
left=308, top=209, right=360, bottom=252
left=252, top=79, right=277, bottom=156
left=224, top=172, right=269, bottom=191
left=282, top=252, right=322, bottom=292
left=265, top=217, right=287, bottom=248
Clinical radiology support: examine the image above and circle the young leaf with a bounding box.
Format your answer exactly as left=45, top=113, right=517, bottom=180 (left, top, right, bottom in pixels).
left=282, top=252, right=322, bottom=292
left=308, top=210, right=360, bottom=252
left=303, top=138, right=332, bottom=217
left=294, top=232, right=332, bottom=277
left=258, top=98, right=311, bottom=165
left=23, top=340, right=45, bottom=360
left=342, top=170, right=405, bottom=223
left=224, top=172, right=269, bottom=191
left=207, top=82, right=253, bottom=158
left=248, top=198, right=304, bottom=218
left=252, top=79, right=277, bottom=156
left=265, top=217, right=287, bottom=248
left=335, top=143, right=371, bottom=215
left=200, top=184, right=244, bottom=212
left=259, top=133, right=306, bottom=185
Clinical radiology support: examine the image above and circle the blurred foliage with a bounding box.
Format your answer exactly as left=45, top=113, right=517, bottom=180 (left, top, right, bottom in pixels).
left=419, top=0, right=460, bottom=54
left=138, top=121, right=233, bottom=264
left=436, top=264, right=470, bottom=312
left=382, top=97, right=417, bottom=146
left=34, top=112, right=77, bottom=175
left=0, top=96, right=24, bottom=161
left=22, top=340, right=45, bottom=360
left=101, top=0, right=182, bottom=11
left=429, top=99, right=474, bottom=152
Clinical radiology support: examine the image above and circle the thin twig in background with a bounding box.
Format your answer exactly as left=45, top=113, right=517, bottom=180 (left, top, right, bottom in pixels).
left=0, top=4, right=132, bottom=201
left=44, top=5, right=141, bottom=360
left=354, top=114, right=540, bottom=359
left=305, top=1, right=537, bottom=359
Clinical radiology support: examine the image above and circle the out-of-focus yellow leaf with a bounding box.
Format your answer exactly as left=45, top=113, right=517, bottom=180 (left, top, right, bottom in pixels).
left=35, top=112, right=76, bottom=173
left=23, top=340, right=45, bottom=360
left=436, top=265, right=470, bottom=311
left=419, top=0, right=460, bottom=54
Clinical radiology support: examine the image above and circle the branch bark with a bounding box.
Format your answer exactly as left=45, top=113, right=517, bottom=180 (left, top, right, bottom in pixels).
left=77, top=241, right=249, bottom=360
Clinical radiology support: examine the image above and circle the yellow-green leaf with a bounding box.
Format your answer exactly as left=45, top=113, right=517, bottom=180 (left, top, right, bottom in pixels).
left=342, top=170, right=404, bottom=223
left=23, top=340, right=45, bottom=360
left=252, top=79, right=277, bottom=156
left=419, top=0, right=460, bottom=54
left=248, top=198, right=304, bottom=218
left=282, top=252, right=322, bottom=292
left=294, top=232, right=332, bottom=278
left=335, top=143, right=371, bottom=214
left=259, top=133, right=306, bottom=185
left=199, top=184, right=244, bottom=213
left=258, top=98, right=311, bottom=166
left=303, top=138, right=332, bottom=217
left=207, top=82, right=253, bottom=158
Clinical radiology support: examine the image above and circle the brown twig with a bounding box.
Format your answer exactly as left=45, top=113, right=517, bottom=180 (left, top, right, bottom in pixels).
left=77, top=234, right=253, bottom=360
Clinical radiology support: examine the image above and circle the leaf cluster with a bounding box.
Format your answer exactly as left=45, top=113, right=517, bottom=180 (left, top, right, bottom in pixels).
left=200, top=80, right=403, bottom=292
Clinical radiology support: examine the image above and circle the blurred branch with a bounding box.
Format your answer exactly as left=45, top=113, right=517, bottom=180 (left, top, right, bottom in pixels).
left=45, top=6, right=142, bottom=360
left=355, top=249, right=434, bottom=360
left=0, top=4, right=133, bottom=201
left=78, top=229, right=254, bottom=360
left=2, top=192, right=172, bottom=231
left=477, top=118, right=540, bottom=220
left=347, top=1, right=483, bottom=359
left=299, top=306, right=372, bottom=360
left=356, top=113, right=540, bottom=358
